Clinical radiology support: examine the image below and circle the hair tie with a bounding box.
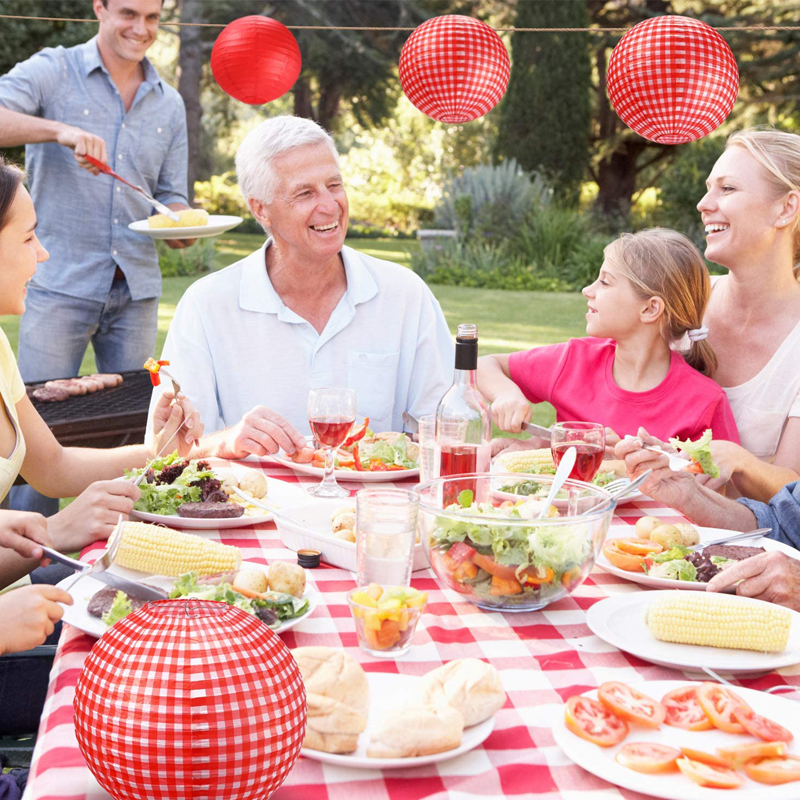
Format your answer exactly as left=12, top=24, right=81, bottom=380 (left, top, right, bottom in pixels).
left=687, top=326, right=709, bottom=343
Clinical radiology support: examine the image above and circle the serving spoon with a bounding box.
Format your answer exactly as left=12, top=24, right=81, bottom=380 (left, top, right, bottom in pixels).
left=538, top=446, right=576, bottom=519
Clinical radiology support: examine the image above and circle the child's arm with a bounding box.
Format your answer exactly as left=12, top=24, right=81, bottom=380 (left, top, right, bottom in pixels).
left=0, top=585, right=72, bottom=655
left=477, top=354, right=532, bottom=433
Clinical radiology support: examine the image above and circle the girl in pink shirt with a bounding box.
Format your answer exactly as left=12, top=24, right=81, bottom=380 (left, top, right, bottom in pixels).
left=478, top=228, right=739, bottom=444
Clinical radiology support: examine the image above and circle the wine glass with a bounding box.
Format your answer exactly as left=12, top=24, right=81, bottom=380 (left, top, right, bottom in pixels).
left=307, top=387, right=357, bottom=498
left=550, top=421, right=606, bottom=483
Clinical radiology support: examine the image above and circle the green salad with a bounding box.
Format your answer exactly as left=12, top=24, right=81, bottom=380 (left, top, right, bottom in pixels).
left=642, top=545, right=736, bottom=582
left=498, top=471, right=616, bottom=497
left=353, top=433, right=419, bottom=469
left=429, top=491, right=591, bottom=605
left=125, top=452, right=218, bottom=515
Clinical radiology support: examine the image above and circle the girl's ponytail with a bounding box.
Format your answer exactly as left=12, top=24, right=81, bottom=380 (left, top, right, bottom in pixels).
left=684, top=338, right=718, bottom=378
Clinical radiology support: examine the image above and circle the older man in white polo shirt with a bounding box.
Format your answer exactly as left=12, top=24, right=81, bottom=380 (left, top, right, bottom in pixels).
left=147, top=116, right=454, bottom=459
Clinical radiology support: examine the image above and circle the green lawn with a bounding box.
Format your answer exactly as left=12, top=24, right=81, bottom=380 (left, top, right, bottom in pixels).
left=2, top=235, right=588, bottom=426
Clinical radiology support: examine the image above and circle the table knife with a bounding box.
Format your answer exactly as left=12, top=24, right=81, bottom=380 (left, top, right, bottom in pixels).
left=521, top=421, right=553, bottom=441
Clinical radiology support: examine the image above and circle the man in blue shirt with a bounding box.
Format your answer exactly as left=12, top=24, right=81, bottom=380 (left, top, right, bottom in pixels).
left=0, top=0, right=192, bottom=514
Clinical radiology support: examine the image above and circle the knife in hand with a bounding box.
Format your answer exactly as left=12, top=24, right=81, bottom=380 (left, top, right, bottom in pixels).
left=521, top=422, right=553, bottom=441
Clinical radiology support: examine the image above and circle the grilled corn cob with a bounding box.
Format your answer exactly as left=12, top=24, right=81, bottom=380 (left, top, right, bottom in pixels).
left=116, top=521, right=241, bottom=577
left=646, top=593, right=791, bottom=653
left=499, top=448, right=554, bottom=474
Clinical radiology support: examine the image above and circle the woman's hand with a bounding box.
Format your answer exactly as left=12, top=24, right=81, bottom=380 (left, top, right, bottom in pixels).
left=0, top=585, right=72, bottom=655
left=48, top=479, right=140, bottom=553
left=151, top=391, right=204, bottom=458
left=0, top=510, right=51, bottom=562
left=604, top=427, right=621, bottom=459
left=490, top=389, right=532, bottom=433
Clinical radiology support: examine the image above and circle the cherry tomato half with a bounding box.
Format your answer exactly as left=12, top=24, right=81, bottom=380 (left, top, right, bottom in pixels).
left=615, top=742, right=680, bottom=774
left=745, top=756, right=800, bottom=785
left=662, top=686, right=713, bottom=731
left=598, top=682, right=666, bottom=728
left=676, top=758, right=743, bottom=789
left=695, top=682, right=752, bottom=734
left=564, top=695, right=628, bottom=747
left=733, top=707, right=794, bottom=743
left=602, top=540, right=646, bottom=572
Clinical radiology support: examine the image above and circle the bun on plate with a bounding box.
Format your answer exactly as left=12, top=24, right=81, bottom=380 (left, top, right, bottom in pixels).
left=420, top=658, right=505, bottom=727
left=292, top=647, right=369, bottom=754
left=367, top=703, right=463, bottom=758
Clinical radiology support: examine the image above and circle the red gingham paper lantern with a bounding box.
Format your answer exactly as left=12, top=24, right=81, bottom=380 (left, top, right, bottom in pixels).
left=74, top=600, right=306, bottom=800
left=607, top=15, right=738, bottom=144
left=211, top=16, right=302, bottom=105
left=399, top=15, right=510, bottom=124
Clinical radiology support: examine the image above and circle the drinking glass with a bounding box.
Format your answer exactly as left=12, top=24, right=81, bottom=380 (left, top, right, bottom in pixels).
left=551, top=421, right=606, bottom=483
left=417, top=414, right=438, bottom=484
left=356, top=488, right=418, bottom=587
left=307, top=387, right=357, bottom=498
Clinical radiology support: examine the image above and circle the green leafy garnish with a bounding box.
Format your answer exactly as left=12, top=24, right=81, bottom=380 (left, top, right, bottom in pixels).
left=101, top=591, right=133, bottom=626
left=458, top=489, right=474, bottom=508
left=669, top=429, right=720, bottom=478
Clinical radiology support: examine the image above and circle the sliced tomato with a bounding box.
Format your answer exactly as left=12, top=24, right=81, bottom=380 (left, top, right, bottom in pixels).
left=662, top=686, right=713, bottom=731
left=616, top=538, right=664, bottom=557
left=745, top=756, right=800, bottom=785
left=615, top=742, right=680, bottom=774
left=472, top=552, right=518, bottom=581
left=602, top=540, right=646, bottom=572
left=717, top=740, right=787, bottom=766
left=733, top=707, right=794, bottom=743
left=676, top=758, right=743, bottom=789
left=343, top=417, right=369, bottom=447
left=684, top=460, right=704, bottom=475
left=561, top=566, right=584, bottom=590
left=597, top=682, right=666, bottom=728
left=680, top=747, right=732, bottom=768
left=447, top=542, right=477, bottom=565
left=564, top=695, right=628, bottom=747
left=695, top=682, right=752, bottom=734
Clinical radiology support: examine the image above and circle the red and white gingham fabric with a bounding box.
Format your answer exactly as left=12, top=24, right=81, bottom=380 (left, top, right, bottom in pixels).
left=607, top=15, right=738, bottom=144
left=24, top=459, right=800, bottom=800
left=399, top=15, right=510, bottom=123
left=74, top=600, right=306, bottom=800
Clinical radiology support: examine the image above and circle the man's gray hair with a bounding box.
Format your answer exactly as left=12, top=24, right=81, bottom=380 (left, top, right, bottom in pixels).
left=236, top=116, right=339, bottom=205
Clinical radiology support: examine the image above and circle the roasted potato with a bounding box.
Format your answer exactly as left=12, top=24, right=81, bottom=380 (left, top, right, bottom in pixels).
left=239, top=471, right=268, bottom=499
left=674, top=523, right=700, bottom=547
left=219, top=473, right=239, bottom=496
left=332, top=512, right=356, bottom=534
left=333, top=528, right=356, bottom=543
left=267, top=561, right=306, bottom=598
left=635, top=516, right=662, bottom=539
left=233, top=569, right=268, bottom=595
left=650, top=524, right=683, bottom=550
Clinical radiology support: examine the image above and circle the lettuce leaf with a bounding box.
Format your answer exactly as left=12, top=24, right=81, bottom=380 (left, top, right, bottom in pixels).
left=645, top=559, right=697, bottom=581
left=102, top=591, right=133, bottom=626
left=669, top=429, right=720, bottom=478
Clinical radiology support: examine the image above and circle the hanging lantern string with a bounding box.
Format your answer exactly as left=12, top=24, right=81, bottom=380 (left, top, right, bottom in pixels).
left=2, top=13, right=800, bottom=33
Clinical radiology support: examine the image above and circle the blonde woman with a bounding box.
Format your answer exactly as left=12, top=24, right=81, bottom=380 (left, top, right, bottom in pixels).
left=621, top=128, right=800, bottom=504
left=479, top=228, right=739, bottom=443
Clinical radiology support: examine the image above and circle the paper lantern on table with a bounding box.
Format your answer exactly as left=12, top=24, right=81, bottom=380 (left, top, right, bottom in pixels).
left=211, top=16, right=302, bottom=105
left=399, top=15, right=510, bottom=123
left=607, top=15, right=738, bottom=144
left=74, top=600, right=306, bottom=800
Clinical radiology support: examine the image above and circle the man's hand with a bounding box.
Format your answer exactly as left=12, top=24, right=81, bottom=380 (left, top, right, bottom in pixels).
left=55, top=124, right=108, bottom=174
left=48, top=479, right=140, bottom=553
left=707, top=551, right=800, bottom=611
left=151, top=391, right=204, bottom=457
left=0, top=585, right=73, bottom=655
left=491, top=435, right=551, bottom=458
left=220, top=406, right=307, bottom=459
left=0, top=510, right=51, bottom=562
left=491, top=389, right=532, bottom=433
left=165, top=204, right=197, bottom=249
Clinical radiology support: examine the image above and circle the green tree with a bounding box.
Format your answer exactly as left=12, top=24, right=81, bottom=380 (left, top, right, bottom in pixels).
left=495, top=0, right=591, bottom=207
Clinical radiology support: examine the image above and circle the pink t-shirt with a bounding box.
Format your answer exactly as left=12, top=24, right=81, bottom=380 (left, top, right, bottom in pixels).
left=508, top=338, right=740, bottom=443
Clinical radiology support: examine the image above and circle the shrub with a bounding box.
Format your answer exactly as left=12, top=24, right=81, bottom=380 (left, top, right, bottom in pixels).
left=157, top=238, right=216, bottom=278
left=193, top=172, right=263, bottom=234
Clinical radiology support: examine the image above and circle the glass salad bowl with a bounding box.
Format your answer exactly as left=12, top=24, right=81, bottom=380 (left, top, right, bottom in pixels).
left=414, top=473, right=615, bottom=612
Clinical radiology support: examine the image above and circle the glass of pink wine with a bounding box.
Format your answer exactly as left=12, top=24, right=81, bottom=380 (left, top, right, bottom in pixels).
left=307, top=387, right=357, bottom=498
left=551, top=422, right=606, bottom=483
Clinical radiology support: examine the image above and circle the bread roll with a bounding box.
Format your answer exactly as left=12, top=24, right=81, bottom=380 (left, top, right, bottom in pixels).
left=267, top=561, right=305, bottom=598
left=293, top=647, right=370, bottom=754
left=420, top=658, right=505, bottom=727
left=367, top=703, right=463, bottom=758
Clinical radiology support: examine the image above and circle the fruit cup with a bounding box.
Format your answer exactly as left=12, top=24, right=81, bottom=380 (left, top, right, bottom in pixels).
left=347, top=583, right=427, bottom=658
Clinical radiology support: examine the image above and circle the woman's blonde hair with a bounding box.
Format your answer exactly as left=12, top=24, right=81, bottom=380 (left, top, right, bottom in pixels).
left=726, top=127, right=800, bottom=280
left=603, top=228, right=717, bottom=376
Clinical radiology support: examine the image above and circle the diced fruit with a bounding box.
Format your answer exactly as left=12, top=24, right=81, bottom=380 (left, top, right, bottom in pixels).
left=366, top=583, right=383, bottom=601
left=405, top=591, right=427, bottom=607
left=350, top=591, right=377, bottom=608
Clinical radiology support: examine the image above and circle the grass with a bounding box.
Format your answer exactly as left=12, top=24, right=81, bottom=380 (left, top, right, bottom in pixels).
left=2, top=235, right=588, bottom=427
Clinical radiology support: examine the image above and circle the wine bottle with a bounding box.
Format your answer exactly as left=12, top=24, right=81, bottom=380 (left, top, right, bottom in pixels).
left=435, top=323, right=492, bottom=506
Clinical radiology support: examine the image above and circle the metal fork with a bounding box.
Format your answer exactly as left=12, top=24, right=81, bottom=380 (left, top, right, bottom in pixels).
left=158, top=365, right=181, bottom=397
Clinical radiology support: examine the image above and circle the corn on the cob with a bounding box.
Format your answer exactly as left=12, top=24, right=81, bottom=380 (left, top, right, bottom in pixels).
left=646, top=593, right=791, bottom=653
left=147, top=209, right=209, bottom=229
left=116, top=521, right=241, bottom=577
left=499, top=448, right=554, bottom=474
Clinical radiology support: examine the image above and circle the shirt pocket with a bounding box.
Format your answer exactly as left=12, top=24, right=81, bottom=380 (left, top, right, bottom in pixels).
left=734, top=405, right=788, bottom=460
left=347, top=350, right=400, bottom=430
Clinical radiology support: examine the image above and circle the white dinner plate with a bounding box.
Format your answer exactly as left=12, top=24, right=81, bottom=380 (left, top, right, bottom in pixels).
left=130, top=473, right=306, bottom=529
left=271, top=437, right=419, bottom=483
left=128, top=214, right=242, bottom=240
left=300, top=672, right=495, bottom=769
left=595, top=526, right=799, bottom=591
left=586, top=590, right=800, bottom=674
left=553, top=680, right=800, bottom=800
left=58, top=561, right=317, bottom=639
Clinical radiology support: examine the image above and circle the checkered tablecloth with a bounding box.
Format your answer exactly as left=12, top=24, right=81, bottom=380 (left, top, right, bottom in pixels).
left=23, top=460, right=800, bottom=800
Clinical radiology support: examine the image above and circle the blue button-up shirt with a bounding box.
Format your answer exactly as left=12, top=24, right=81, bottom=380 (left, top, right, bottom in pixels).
left=0, top=37, right=188, bottom=302
left=739, top=481, right=800, bottom=550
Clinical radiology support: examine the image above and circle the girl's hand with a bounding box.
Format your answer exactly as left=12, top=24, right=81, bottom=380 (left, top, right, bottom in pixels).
left=0, top=585, right=72, bottom=655
left=490, top=435, right=551, bottom=458
left=151, top=391, right=204, bottom=458
left=491, top=390, right=532, bottom=433
left=0, top=510, right=51, bottom=562
left=604, top=427, right=621, bottom=459
left=48, top=479, right=140, bottom=553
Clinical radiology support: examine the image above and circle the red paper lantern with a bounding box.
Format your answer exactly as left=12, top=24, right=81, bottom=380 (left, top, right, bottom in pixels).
left=607, top=15, right=738, bottom=145
left=211, top=16, right=302, bottom=105
left=74, top=600, right=306, bottom=800
left=399, top=15, right=510, bottom=124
